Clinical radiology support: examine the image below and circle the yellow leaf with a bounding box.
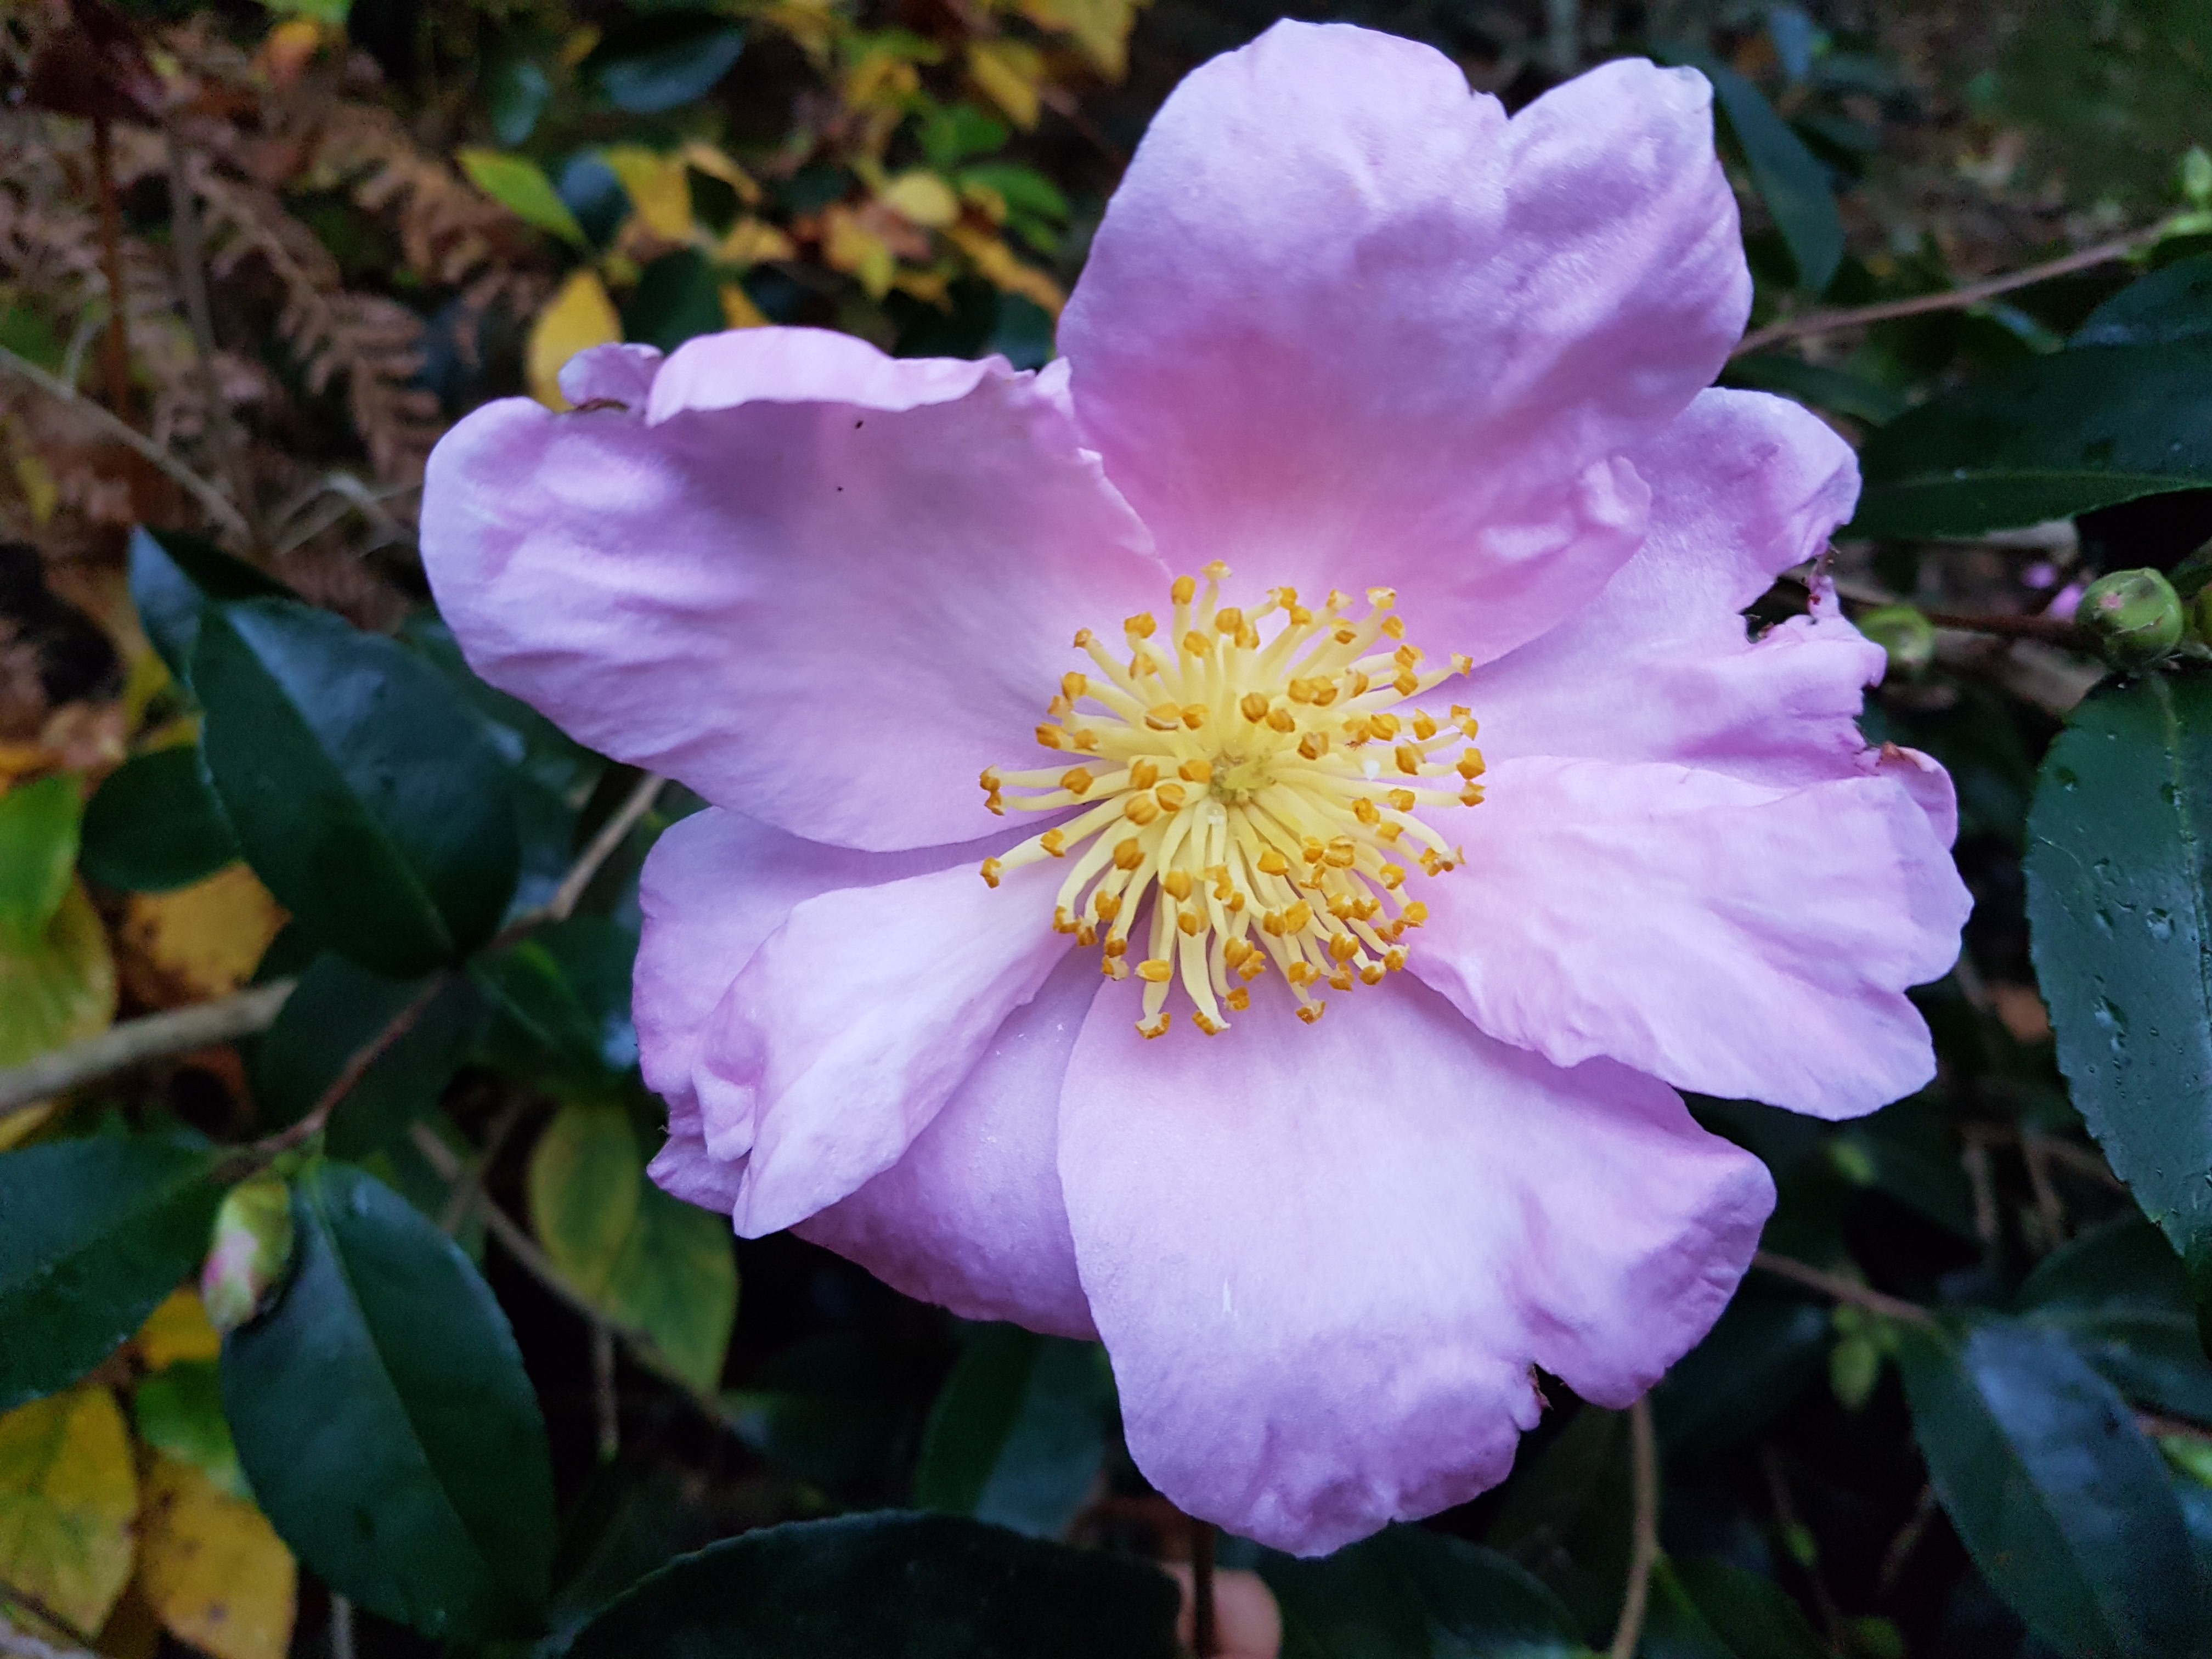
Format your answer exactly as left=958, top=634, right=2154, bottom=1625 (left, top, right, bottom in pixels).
left=134, top=1291, right=221, bottom=1373
left=136, top=1458, right=294, bottom=1659
left=843, top=49, right=921, bottom=111
left=822, top=206, right=898, bottom=300
left=0, top=882, right=116, bottom=1068
left=527, top=271, right=624, bottom=411
left=1017, top=0, right=1147, bottom=77
left=967, top=39, right=1045, bottom=128
left=948, top=224, right=1065, bottom=317
left=679, top=142, right=761, bottom=205
left=13, top=452, right=58, bottom=526
left=0, top=1387, right=139, bottom=1634
left=120, top=866, right=284, bottom=1004
left=604, top=146, right=693, bottom=242
left=714, top=217, right=796, bottom=267
left=879, top=171, right=962, bottom=229
left=719, top=284, right=769, bottom=330
left=0, top=1101, right=55, bottom=1151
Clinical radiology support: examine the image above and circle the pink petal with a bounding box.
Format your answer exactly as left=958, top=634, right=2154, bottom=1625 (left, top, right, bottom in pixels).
left=1415, top=757, right=1971, bottom=1120
left=794, top=949, right=1104, bottom=1339
left=1462, top=389, right=1887, bottom=785
left=420, top=332, right=1161, bottom=851
left=634, top=806, right=967, bottom=1204
left=1057, top=975, right=1771, bottom=1554
left=707, top=855, right=1073, bottom=1236
left=558, top=342, right=662, bottom=406
left=1058, top=23, right=1746, bottom=664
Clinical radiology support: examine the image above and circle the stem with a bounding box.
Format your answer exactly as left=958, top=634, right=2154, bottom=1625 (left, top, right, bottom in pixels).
left=329, top=1595, right=355, bottom=1659
left=537, top=772, right=666, bottom=930
left=0, top=342, right=250, bottom=540
left=229, top=972, right=449, bottom=1170
left=90, top=114, right=131, bottom=421
left=0, top=980, right=294, bottom=1113
left=0, top=1622, right=93, bottom=1659
left=1752, top=1251, right=1937, bottom=1327
left=1917, top=608, right=2087, bottom=648
left=1190, top=1517, right=1218, bottom=1657
left=1606, top=1398, right=1658, bottom=1659
left=163, top=127, right=261, bottom=549
left=1733, top=223, right=2167, bottom=358
left=593, top=1322, right=620, bottom=1462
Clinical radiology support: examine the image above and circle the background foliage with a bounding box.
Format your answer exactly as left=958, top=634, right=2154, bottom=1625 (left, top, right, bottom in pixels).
left=4, top=1, right=2212, bottom=1656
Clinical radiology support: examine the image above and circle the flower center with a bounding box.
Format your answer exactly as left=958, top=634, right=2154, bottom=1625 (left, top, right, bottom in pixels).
left=979, top=562, right=1486, bottom=1037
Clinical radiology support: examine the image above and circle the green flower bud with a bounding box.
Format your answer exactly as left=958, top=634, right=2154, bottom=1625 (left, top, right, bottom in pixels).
left=201, top=1176, right=295, bottom=1334
left=1855, top=604, right=1937, bottom=678
left=2079, top=568, right=2185, bottom=669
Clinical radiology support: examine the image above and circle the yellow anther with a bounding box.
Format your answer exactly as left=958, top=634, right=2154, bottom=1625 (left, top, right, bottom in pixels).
left=1131, top=652, right=1160, bottom=677
left=1071, top=729, right=1100, bottom=751
left=1394, top=670, right=1420, bottom=695
left=1379, top=863, right=1406, bottom=888
left=1216, top=607, right=1245, bottom=634
left=1114, top=839, right=1144, bottom=870
left=1328, top=893, right=1357, bottom=920
left=979, top=767, right=1002, bottom=791
left=980, top=858, right=1003, bottom=888
left=1146, top=702, right=1183, bottom=730
left=1161, top=869, right=1194, bottom=901
left=1237, top=624, right=1260, bottom=649
left=1332, top=625, right=1359, bottom=645
left=1077, top=923, right=1097, bottom=946
left=1457, top=750, right=1487, bottom=778
left=1367, top=586, right=1397, bottom=610
left=1171, top=575, right=1197, bottom=603
left=1181, top=630, right=1212, bottom=657
left=1382, top=617, right=1406, bottom=640
left=1047, top=695, right=1073, bottom=718
left=1328, top=590, right=1353, bottom=611
left=1094, top=891, right=1123, bottom=921
left=1412, top=711, right=1438, bottom=740
left=1461, top=785, right=1486, bottom=805
left=1178, top=758, right=1214, bottom=783
left=1328, top=933, right=1360, bottom=962
left=1193, top=1011, right=1226, bottom=1035
left=1266, top=707, right=1297, bottom=733
left=1125, top=794, right=1161, bottom=826
left=1053, top=906, right=1078, bottom=933
left=1125, top=612, right=1156, bottom=639
left=1155, top=783, right=1188, bottom=811
left=1282, top=901, right=1313, bottom=932
left=1353, top=797, right=1380, bottom=826
left=1178, top=912, right=1203, bottom=936
left=1062, top=672, right=1088, bottom=701
left=1138, top=958, right=1173, bottom=983
left=1103, top=936, right=1128, bottom=958
left=1181, top=704, right=1208, bottom=729
left=1061, top=768, right=1096, bottom=796
left=1073, top=628, right=1094, bottom=647
left=1370, top=713, right=1400, bottom=740
left=1286, top=961, right=1319, bottom=987
left=985, top=792, right=1005, bottom=815
left=1035, top=725, right=1065, bottom=749
left=1402, top=901, right=1430, bottom=926
left=1204, top=560, right=1231, bottom=580
left=1240, top=692, right=1272, bottom=723
left=1288, top=606, right=1313, bottom=625
left=1378, top=822, right=1404, bottom=842
left=1296, top=1002, right=1325, bottom=1025
left=1387, top=788, right=1417, bottom=812
left=1328, top=967, right=1355, bottom=991
left=1257, top=849, right=1290, bottom=876
left=1287, top=677, right=1316, bottom=704
left=1130, top=759, right=1160, bottom=790
left=1105, top=957, right=1131, bottom=980
left=1041, top=829, right=1066, bottom=857
left=1395, top=743, right=1423, bottom=775
left=1299, top=731, right=1329, bottom=760
left=1138, top=1012, right=1172, bottom=1038
left=1261, top=911, right=1285, bottom=936
left=1226, top=986, right=1251, bottom=1011
left=1323, top=838, right=1357, bottom=869
left=1384, top=947, right=1408, bottom=972
left=1237, top=953, right=1267, bottom=981
left=1394, top=645, right=1421, bottom=668
left=1346, top=672, right=1370, bottom=698
left=1451, top=653, right=1472, bottom=675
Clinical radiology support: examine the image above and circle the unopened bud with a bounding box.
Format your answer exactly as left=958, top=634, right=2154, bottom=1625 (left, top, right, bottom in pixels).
left=1856, top=605, right=1937, bottom=678
left=2080, top=568, right=2185, bottom=668
left=201, top=1177, right=295, bottom=1334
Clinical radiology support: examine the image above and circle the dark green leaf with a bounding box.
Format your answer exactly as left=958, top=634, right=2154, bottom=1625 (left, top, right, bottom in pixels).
left=1678, top=52, right=1844, bottom=292
left=1482, top=1405, right=1633, bottom=1644
left=2025, top=668, right=2212, bottom=1302
left=1654, top=1294, right=1832, bottom=1453
left=2073, top=253, right=2212, bottom=347
left=914, top=1324, right=1113, bottom=1538
left=588, top=16, right=744, bottom=115
left=555, top=1511, right=1180, bottom=1659
left=0, top=774, right=80, bottom=950
left=723, top=1330, right=923, bottom=1489
left=252, top=955, right=488, bottom=1158
left=126, top=527, right=290, bottom=691
left=1660, top=1558, right=1828, bottom=1659
left=78, top=747, right=238, bottom=893
left=1853, top=341, right=2212, bottom=536
left=488, top=58, right=552, bottom=148
left=194, top=597, right=519, bottom=978
left=1898, top=1317, right=2211, bottom=1657
left=622, top=249, right=725, bottom=353
left=1260, top=1525, right=1586, bottom=1659
left=476, top=917, right=638, bottom=1094
left=222, top=1161, right=555, bottom=1639
left=1723, top=352, right=1908, bottom=424
left=2018, top=1217, right=2212, bottom=1421
left=0, top=1131, right=223, bottom=1410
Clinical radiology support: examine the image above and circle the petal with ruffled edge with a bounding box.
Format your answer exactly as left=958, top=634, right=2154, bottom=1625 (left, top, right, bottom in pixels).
left=1414, top=757, right=1970, bottom=1121
left=692, top=855, right=1071, bottom=1237
left=1057, top=974, right=1770, bottom=1554
left=794, top=947, right=1104, bottom=1339
left=634, top=806, right=973, bottom=1210
left=1461, top=388, right=1893, bottom=791
left=421, top=330, right=1163, bottom=852
left=1058, top=22, right=1747, bottom=665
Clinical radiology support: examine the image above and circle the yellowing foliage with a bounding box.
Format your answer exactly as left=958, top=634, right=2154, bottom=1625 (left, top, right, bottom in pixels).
left=136, top=1457, right=296, bottom=1659
left=528, top=270, right=624, bottom=410
left=603, top=146, right=693, bottom=243
left=119, top=866, right=285, bottom=1003
left=135, top=1290, right=222, bottom=1372
left=0, top=882, right=116, bottom=1069
left=0, top=1388, right=139, bottom=1634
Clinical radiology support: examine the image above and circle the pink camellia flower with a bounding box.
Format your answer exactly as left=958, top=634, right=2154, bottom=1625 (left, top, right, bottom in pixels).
left=422, top=22, right=1970, bottom=1553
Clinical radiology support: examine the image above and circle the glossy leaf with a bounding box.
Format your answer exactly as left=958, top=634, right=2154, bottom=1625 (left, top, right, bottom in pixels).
left=1723, top=351, right=1907, bottom=424
left=137, top=1452, right=297, bottom=1659
left=2018, top=1217, right=2212, bottom=1420
left=78, top=747, right=238, bottom=892
left=1260, top=1524, right=1587, bottom=1659
left=193, top=597, right=519, bottom=978
left=0, top=881, right=113, bottom=1069
left=1898, top=1317, right=2211, bottom=1657
left=1853, top=340, right=2212, bottom=536
left=1675, top=50, right=1843, bottom=292
left=134, top=1360, right=246, bottom=1497
left=914, top=1324, right=1113, bottom=1538
left=252, top=954, right=488, bottom=1158
left=222, top=1161, right=555, bottom=1640
left=1654, top=1293, right=1832, bottom=1453
left=0, top=775, right=80, bottom=949
left=0, top=1131, right=223, bottom=1411
left=459, top=148, right=586, bottom=245
left=1657, top=1558, right=1828, bottom=1659
left=587, top=15, right=744, bottom=114
left=476, top=916, right=640, bottom=1096
left=126, top=527, right=290, bottom=691
left=2072, top=253, right=2212, bottom=347
left=556, top=1512, right=1180, bottom=1659
left=2025, top=668, right=2212, bottom=1304
left=0, top=1385, right=138, bottom=1633
left=1481, top=1403, right=1633, bottom=1643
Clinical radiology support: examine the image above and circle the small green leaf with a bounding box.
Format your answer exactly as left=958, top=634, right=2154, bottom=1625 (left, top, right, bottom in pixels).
left=1853, top=340, right=2212, bottom=537
left=2025, top=668, right=2212, bottom=1307
left=0, top=1131, right=224, bottom=1410
left=915, top=1324, right=1113, bottom=1538
left=458, top=149, right=587, bottom=245
left=78, top=748, right=238, bottom=893
left=126, top=527, right=291, bottom=692
left=193, top=597, right=520, bottom=978
left=133, top=1361, right=246, bottom=1498
left=0, top=776, right=81, bottom=951
left=1260, top=1525, right=1587, bottom=1659
left=222, top=1161, right=555, bottom=1639
left=1898, top=1317, right=2212, bottom=1657
left=555, top=1513, right=1180, bottom=1658
left=528, top=1102, right=642, bottom=1300
left=488, top=58, right=552, bottom=148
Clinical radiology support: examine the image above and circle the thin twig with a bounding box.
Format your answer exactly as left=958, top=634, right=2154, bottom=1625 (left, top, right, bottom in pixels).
left=592, top=1322, right=620, bottom=1463
left=1875, top=1485, right=1938, bottom=1600
left=2140, top=1411, right=2212, bottom=1444
left=0, top=342, right=250, bottom=539
left=1752, top=1251, right=1938, bottom=1327
left=0, top=1582, right=95, bottom=1656
left=539, top=772, right=667, bottom=929
left=1190, top=1517, right=1218, bottom=1657
left=328, top=1595, right=354, bottom=1659
left=1607, top=1397, right=1658, bottom=1659
left=90, top=114, right=130, bottom=419
left=0, top=980, right=295, bottom=1113
left=0, top=1621, right=94, bottom=1659
left=163, top=126, right=261, bottom=549
left=1734, top=223, right=2168, bottom=358
left=439, top=1098, right=524, bottom=1237
left=1760, top=1446, right=1846, bottom=1646
left=227, top=973, right=450, bottom=1169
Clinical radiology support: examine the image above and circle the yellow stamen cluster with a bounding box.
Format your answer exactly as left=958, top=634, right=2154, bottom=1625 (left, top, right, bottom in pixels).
left=978, top=563, right=1485, bottom=1037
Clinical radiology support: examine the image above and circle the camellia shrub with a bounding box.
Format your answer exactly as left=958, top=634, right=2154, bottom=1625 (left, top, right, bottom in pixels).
left=3, top=2, right=2212, bottom=1657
